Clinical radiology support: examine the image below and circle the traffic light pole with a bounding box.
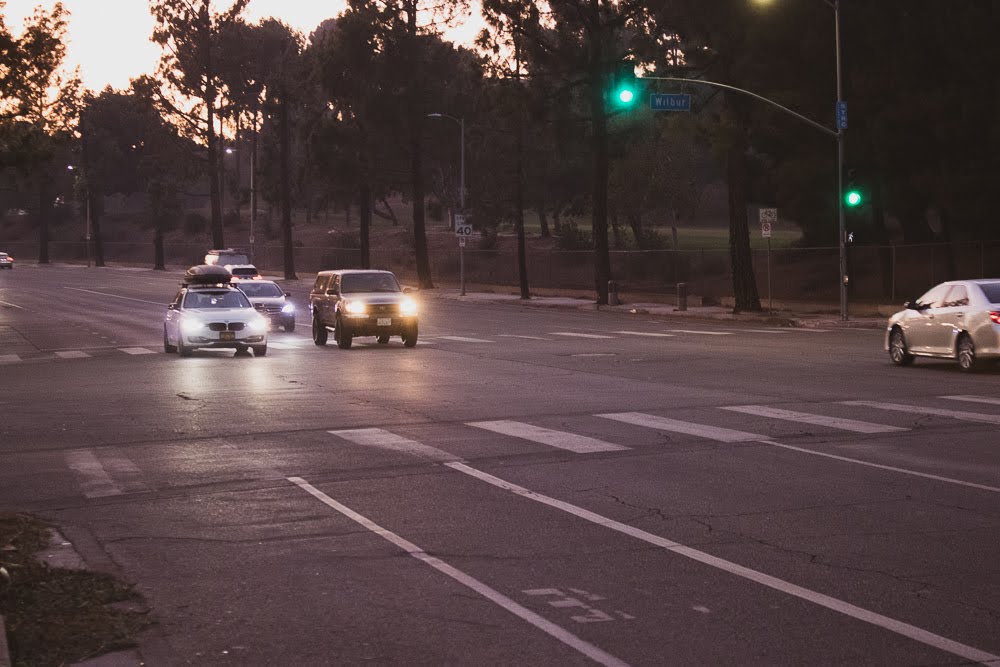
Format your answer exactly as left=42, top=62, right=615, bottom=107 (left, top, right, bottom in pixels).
left=834, top=0, right=848, bottom=321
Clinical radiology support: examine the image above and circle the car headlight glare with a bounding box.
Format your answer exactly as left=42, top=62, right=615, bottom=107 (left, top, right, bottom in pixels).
left=180, top=319, right=207, bottom=335
left=248, top=316, right=269, bottom=333
left=281, top=303, right=295, bottom=314
left=400, top=297, right=418, bottom=316
left=345, top=300, right=367, bottom=315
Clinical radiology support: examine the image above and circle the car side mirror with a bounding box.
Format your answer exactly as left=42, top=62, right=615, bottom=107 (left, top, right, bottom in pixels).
left=403, top=287, right=414, bottom=294
left=284, top=292, right=291, bottom=298
left=903, top=301, right=916, bottom=310
left=326, top=288, right=337, bottom=295
left=167, top=303, right=176, bottom=310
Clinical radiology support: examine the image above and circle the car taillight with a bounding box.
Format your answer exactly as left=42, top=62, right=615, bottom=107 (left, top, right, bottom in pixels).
left=990, top=311, right=1000, bottom=325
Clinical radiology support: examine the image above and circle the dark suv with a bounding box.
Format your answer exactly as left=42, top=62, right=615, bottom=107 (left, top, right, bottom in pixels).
left=309, top=270, right=418, bottom=349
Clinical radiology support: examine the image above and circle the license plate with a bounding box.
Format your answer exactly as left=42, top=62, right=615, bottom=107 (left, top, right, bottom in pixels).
left=377, top=318, right=392, bottom=326
left=220, top=331, right=235, bottom=341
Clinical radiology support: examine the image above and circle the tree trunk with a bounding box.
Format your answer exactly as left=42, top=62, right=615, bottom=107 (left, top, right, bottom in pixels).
left=724, top=93, right=761, bottom=313
left=587, top=0, right=611, bottom=305
left=359, top=182, right=372, bottom=269
left=514, top=31, right=530, bottom=300
left=279, top=94, right=296, bottom=279
left=536, top=201, right=550, bottom=238
left=154, top=226, right=165, bottom=270
left=627, top=212, right=643, bottom=250
left=90, top=193, right=105, bottom=267
left=207, top=97, right=224, bottom=248
left=37, top=179, right=49, bottom=264
left=407, top=1, right=433, bottom=288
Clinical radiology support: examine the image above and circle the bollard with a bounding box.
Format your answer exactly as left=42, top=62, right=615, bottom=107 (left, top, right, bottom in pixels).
left=608, top=280, right=620, bottom=306
left=676, top=282, right=687, bottom=311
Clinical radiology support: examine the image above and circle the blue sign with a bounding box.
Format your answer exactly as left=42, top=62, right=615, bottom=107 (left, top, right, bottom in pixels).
left=650, top=93, right=691, bottom=111
left=836, top=100, right=848, bottom=130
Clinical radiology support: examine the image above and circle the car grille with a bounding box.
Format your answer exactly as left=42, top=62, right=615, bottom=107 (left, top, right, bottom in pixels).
left=208, top=322, right=245, bottom=331
left=260, top=305, right=283, bottom=314
left=368, top=303, right=398, bottom=315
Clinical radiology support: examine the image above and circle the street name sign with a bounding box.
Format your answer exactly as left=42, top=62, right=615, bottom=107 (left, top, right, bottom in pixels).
left=650, top=93, right=691, bottom=111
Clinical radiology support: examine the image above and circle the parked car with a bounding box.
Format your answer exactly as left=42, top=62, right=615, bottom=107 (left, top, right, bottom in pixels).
left=0, top=252, right=12, bottom=269
left=224, top=264, right=261, bottom=282
left=236, top=279, right=296, bottom=332
left=886, top=279, right=1000, bottom=372
left=204, top=248, right=249, bottom=267
left=309, top=269, right=418, bottom=349
left=164, top=265, right=269, bottom=357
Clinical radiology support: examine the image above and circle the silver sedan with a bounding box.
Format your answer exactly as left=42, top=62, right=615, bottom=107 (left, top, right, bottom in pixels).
left=886, top=279, right=1000, bottom=371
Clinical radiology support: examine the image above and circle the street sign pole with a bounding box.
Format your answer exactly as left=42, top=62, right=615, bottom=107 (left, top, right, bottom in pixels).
left=760, top=208, right=776, bottom=314
left=455, top=214, right=470, bottom=296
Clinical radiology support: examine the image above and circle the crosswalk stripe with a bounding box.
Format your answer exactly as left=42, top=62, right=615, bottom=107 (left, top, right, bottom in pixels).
left=467, top=420, right=628, bottom=453
left=329, top=428, right=458, bottom=462
left=843, top=400, right=1000, bottom=425
left=266, top=343, right=298, bottom=350
left=66, top=450, right=123, bottom=498
left=119, top=347, right=155, bottom=355
left=55, top=350, right=91, bottom=359
left=614, top=331, right=676, bottom=338
left=437, top=335, right=495, bottom=343
left=102, top=455, right=151, bottom=494
left=940, top=395, right=1000, bottom=407
left=663, top=329, right=732, bottom=336
left=597, top=412, right=764, bottom=442
left=0, top=354, right=20, bottom=364
left=722, top=405, right=906, bottom=434
left=551, top=332, right=615, bottom=339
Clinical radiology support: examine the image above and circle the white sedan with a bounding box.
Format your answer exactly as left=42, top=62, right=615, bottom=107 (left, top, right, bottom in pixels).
left=164, top=284, right=269, bottom=357
left=886, top=279, right=1000, bottom=371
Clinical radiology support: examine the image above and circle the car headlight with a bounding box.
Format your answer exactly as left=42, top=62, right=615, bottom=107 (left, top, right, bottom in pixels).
left=281, top=303, right=295, bottom=314
left=400, top=297, right=418, bottom=316
left=180, top=318, right=207, bottom=335
left=345, top=300, right=367, bottom=315
left=248, top=316, right=269, bottom=333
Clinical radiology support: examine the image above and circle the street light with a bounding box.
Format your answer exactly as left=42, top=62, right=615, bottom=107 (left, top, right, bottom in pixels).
left=427, top=112, right=466, bottom=295
left=753, top=0, right=847, bottom=320
left=67, top=164, right=91, bottom=268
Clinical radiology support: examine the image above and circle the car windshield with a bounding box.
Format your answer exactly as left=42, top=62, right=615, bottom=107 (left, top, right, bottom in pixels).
left=232, top=268, right=257, bottom=276
left=183, top=290, right=251, bottom=309
left=978, top=283, right=1000, bottom=304
left=238, top=282, right=283, bottom=298
left=341, top=273, right=400, bottom=293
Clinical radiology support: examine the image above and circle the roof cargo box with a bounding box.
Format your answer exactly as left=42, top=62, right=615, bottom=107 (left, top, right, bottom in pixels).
left=183, top=264, right=232, bottom=285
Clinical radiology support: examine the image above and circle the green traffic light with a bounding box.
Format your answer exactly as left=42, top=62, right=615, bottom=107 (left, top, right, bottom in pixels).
left=845, top=190, right=862, bottom=207
left=618, top=88, right=635, bottom=104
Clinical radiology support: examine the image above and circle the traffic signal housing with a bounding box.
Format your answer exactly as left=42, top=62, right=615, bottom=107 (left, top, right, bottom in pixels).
left=844, top=168, right=864, bottom=208
left=609, top=60, right=638, bottom=110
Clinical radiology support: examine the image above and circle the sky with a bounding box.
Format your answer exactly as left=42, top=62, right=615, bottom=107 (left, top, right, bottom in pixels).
left=2, top=0, right=482, bottom=92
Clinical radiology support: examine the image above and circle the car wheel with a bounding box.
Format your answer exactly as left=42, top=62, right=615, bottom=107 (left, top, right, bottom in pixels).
left=163, top=325, right=177, bottom=353
left=253, top=344, right=267, bottom=357
left=957, top=334, right=980, bottom=372
left=888, top=328, right=913, bottom=366
left=403, top=324, right=418, bottom=348
left=177, top=338, right=192, bottom=357
left=336, top=316, right=353, bottom=349
left=284, top=320, right=295, bottom=333
left=312, top=313, right=327, bottom=346
left=377, top=334, right=390, bottom=345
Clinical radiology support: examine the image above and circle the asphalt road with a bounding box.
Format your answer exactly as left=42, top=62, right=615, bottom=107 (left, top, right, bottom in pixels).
left=2, top=264, right=999, bottom=666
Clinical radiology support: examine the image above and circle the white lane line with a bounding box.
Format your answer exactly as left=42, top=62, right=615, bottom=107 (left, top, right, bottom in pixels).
left=55, top=350, right=92, bottom=359
left=437, top=335, right=496, bottom=343
left=572, top=353, right=615, bottom=357
left=0, top=299, right=24, bottom=309
left=0, top=354, right=20, bottom=364
left=941, top=395, right=1000, bottom=407
left=288, top=476, right=629, bottom=667
left=63, top=287, right=164, bottom=306
left=843, top=400, right=1000, bottom=425
left=66, top=450, right=123, bottom=498
left=329, top=428, right=458, bottom=462
left=755, top=439, right=1000, bottom=494
left=551, top=332, right=616, bottom=339
left=614, top=331, right=676, bottom=338
left=498, top=334, right=552, bottom=340
left=722, top=405, right=907, bottom=434
left=598, top=412, right=765, bottom=443
left=468, top=420, right=628, bottom=454
left=720, top=329, right=792, bottom=334
left=119, top=347, right=155, bottom=355
left=444, top=462, right=1000, bottom=665
left=663, top=330, right=733, bottom=336
left=266, top=343, right=299, bottom=350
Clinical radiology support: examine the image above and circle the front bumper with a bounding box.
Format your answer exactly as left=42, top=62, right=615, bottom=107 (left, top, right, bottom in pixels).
left=183, top=333, right=266, bottom=348
left=343, top=314, right=417, bottom=337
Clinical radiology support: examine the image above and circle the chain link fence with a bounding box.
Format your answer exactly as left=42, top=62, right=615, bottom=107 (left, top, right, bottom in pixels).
left=5, top=239, right=999, bottom=305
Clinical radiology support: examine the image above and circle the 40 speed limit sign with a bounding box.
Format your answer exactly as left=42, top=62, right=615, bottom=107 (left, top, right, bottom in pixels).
left=454, top=214, right=473, bottom=238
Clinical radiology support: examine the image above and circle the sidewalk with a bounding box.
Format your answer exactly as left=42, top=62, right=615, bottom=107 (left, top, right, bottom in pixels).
left=427, top=287, right=888, bottom=330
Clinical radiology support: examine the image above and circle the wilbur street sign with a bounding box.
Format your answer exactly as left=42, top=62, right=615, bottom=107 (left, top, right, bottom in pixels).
left=650, top=93, right=691, bottom=111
